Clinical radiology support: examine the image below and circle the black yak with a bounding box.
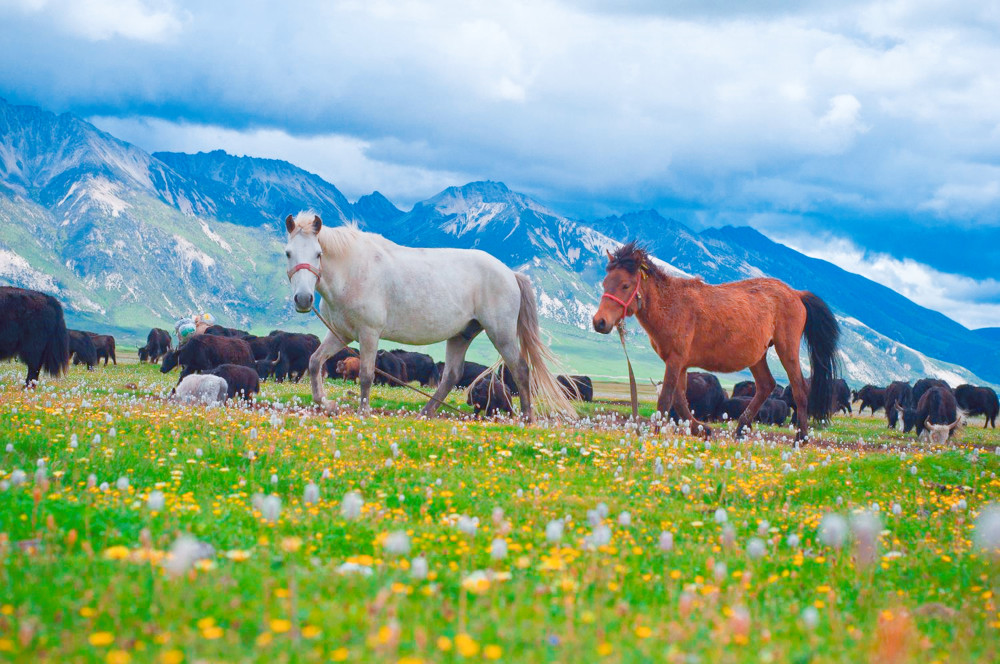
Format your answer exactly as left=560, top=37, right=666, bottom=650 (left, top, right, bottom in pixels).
left=257, top=332, right=320, bottom=382
left=558, top=375, right=594, bottom=402
left=779, top=378, right=850, bottom=418
left=721, top=396, right=752, bottom=423
left=832, top=378, right=852, bottom=414
left=732, top=380, right=784, bottom=399
left=389, top=349, right=440, bottom=387
left=757, top=398, right=791, bottom=426
left=954, top=384, right=998, bottom=428
left=666, top=372, right=726, bottom=421
left=86, top=333, right=116, bottom=365
left=204, top=325, right=250, bottom=338
left=68, top=329, right=98, bottom=370
left=138, top=328, right=172, bottom=363
left=897, top=386, right=960, bottom=443
left=209, top=364, right=260, bottom=401
left=440, top=361, right=490, bottom=389
left=912, top=378, right=951, bottom=404
left=468, top=375, right=514, bottom=417
left=160, top=334, right=254, bottom=381
left=374, top=350, right=408, bottom=386
left=852, top=384, right=886, bottom=415
left=0, top=286, right=70, bottom=385
left=884, top=381, right=913, bottom=429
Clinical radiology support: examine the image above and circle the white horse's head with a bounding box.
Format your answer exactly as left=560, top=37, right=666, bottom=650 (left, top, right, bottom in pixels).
left=284, top=212, right=324, bottom=313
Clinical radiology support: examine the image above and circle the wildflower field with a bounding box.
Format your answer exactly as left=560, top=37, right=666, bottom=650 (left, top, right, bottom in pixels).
left=1, top=360, right=998, bottom=664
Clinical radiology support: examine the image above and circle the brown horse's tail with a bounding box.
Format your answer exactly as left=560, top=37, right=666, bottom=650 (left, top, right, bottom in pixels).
left=515, top=273, right=577, bottom=418
left=800, top=292, right=840, bottom=420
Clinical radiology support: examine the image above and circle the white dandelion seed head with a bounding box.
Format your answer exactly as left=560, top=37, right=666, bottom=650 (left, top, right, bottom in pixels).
left=147, top=490, right=165, bottom=512
left=818, top=513, right=848, bottom=549
left=973, top=504, right=1000, bottom=556
left=383, top=530, right=411, bottom=556
left=341, top=491, right=364, bottom=521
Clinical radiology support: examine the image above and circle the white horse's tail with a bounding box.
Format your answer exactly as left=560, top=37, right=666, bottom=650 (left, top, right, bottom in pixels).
left=515, top=273, right=578, bottom=419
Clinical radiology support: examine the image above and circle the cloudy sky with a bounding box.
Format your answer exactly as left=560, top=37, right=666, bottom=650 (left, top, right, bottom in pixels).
left=1, top=0, right=998, bottom=327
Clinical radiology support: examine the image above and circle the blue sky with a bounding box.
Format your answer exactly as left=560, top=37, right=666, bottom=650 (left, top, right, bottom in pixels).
left=1, top=0, right=998, bottom=327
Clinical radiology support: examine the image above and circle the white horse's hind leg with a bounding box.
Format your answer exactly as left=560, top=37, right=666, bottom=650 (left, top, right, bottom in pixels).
left=485, top=324, right=532, bottom=422
left=309, top=331, right=345, bottom=408
left=420, top=334, right=475, bottom=418
left=357, top=330, right=379, bottom=415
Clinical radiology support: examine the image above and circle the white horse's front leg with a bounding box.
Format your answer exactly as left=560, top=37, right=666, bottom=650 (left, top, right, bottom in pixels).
left=357, top=330, right=379, bottom=415
left=309, top=331, right=345, bottom=409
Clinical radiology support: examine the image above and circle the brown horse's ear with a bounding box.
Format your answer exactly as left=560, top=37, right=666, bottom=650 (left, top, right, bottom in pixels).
left=285, top=215, right=295, bottom=234
left=312, top=215, right=323, bottom=233
left=606, top=249, right=614, bottom=261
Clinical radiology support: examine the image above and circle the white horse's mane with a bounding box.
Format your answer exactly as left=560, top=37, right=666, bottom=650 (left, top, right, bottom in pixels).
left=291, top=211, right=391, bottom=258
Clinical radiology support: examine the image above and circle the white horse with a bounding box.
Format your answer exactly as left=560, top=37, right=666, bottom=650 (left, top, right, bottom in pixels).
left=282, top=212, right=575, bottom=420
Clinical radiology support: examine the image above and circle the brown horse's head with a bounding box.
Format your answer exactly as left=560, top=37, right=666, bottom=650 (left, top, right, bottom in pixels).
left=593, top=241, right=650, bottom=334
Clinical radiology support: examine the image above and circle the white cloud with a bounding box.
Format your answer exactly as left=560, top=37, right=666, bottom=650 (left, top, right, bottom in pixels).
left=3, top=0, right=1000, bottom=240
left=773, top=231, right=1000, bottom=329
left=4, top=0, right=188, bottom=42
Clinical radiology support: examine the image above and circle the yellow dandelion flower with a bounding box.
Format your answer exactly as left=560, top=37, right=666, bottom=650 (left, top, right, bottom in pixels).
left=330, top=647, right=349, bottom=661
left=597, top=642, right=613, bottom=656
left=255, top=632, right=273, bottom=647
left=89, top=632, right=115, bottom=647
left=454, top=633, right=479, bottom=658
left=159, top=650, right=184, bottom=664
left=484, top=644, right=502, bottom=660
left=437, top=636, right=453, bottom=651
left=269, top=619, right=292, bottom=634
left=0, top=639, right=14, bottom=652
left=201, top=626, right=223, bottom=640
left=103, top=546, right=130, bottom=560
left=280, top=537, right=302, bottom=553
left=302, top=625, right=321, bottom=639
left=635, top=625, right=653, bottom=639
left=106, top=650, right=131, bottom=664
left=225, top=550, right=251, bottom=561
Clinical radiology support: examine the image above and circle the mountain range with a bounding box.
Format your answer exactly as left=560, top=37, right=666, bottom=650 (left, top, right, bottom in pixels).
left=1, top=97, right=996, bottom=387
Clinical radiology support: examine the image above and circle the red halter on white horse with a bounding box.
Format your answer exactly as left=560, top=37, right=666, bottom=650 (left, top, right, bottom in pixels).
left=287, top=262, right=322, bottom=281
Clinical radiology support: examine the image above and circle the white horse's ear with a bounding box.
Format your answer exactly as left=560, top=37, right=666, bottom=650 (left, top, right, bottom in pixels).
left=312, top=215, right=323, bottom=233
left=285, top=215, right=295, bottom=234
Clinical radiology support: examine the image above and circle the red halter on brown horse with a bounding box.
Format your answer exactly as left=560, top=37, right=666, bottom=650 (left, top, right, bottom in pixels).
left=593, top=242, right=840, bottom=441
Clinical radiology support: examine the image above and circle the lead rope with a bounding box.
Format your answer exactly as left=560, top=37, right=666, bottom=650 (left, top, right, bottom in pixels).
left=310, top=306, right=465, bottom=416
left=616, top=320, right=639, bottom=420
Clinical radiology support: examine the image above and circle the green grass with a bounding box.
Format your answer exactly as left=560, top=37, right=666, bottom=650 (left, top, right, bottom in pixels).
left=0, top=361, right=998, bottom=663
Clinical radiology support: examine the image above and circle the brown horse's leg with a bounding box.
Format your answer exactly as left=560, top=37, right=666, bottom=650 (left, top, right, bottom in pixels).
left=735, top=357, right=775, bottom=439
left=671, top=372, right=711, bottom=437
left=655, top=361, right=683, bottom=424
left=774, top=338, right=810, bottom=441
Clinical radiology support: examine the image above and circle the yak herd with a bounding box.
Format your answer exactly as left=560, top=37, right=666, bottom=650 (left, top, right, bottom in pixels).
left=1, top=285, right=998, bottom=438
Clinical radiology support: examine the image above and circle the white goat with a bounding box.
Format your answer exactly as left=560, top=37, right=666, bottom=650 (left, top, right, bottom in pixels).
left=172, top=374, right=228, bottom=406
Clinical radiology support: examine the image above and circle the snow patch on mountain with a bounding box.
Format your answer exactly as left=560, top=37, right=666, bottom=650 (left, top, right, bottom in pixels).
left=0, top=248, right=58, bottom=291
left=199, top=219, right=232, bottom=252
left=173, top=235, right=217, bottom=271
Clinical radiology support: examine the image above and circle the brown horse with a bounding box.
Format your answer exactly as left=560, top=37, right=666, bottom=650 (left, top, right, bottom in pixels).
left=593, top=242, right=840, bottom=440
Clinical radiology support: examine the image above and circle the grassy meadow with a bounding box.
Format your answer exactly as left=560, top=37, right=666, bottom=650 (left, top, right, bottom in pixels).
left=0, top=358, right=998, bottom=663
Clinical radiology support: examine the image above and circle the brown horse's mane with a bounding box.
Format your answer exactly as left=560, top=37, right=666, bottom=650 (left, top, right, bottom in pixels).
left=607, top=241, right=670, bottom=282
